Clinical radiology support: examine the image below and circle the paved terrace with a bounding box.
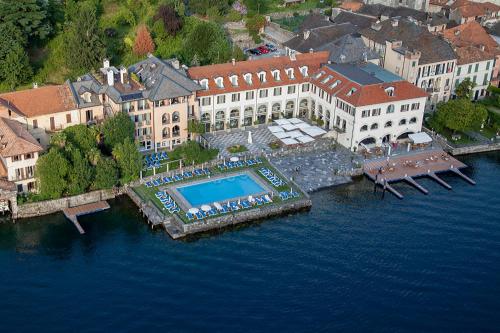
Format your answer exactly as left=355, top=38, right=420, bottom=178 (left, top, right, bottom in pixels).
left=202, top=127, right=275, bottom=158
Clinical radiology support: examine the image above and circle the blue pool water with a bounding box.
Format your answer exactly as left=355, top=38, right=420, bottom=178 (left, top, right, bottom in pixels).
left=176, top=173, right=265, bottom=206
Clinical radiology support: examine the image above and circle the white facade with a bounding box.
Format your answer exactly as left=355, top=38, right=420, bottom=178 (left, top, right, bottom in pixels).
left=0, top=153, right=39, bottom=193
left=452, top=59, right=495, bottom=100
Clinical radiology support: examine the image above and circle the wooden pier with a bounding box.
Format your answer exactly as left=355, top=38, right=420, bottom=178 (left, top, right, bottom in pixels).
left=63, top=201, right=110, bottom=234
left=364, top=149, right=474, bottom=199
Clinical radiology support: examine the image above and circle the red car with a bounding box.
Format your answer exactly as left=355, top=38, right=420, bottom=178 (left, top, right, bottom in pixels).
left=258, top=46, right=270, bottom=54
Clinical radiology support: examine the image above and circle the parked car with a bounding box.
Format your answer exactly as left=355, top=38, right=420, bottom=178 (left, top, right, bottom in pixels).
left=265, top=43, right=277, bottom=52
left=258, top=46, right=269, bottom=54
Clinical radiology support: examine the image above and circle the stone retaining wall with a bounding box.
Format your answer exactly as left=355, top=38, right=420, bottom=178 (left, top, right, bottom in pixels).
left=14, top=189, right=118, bottom=219
left=423, top=127, right=500, bottom=156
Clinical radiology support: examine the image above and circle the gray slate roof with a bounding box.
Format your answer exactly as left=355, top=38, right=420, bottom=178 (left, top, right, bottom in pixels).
left=318, top=34, right=380, bottom=64
left=284, top=22, right=359, bottom=53
left=331, top=11, right=376, bottom=29
left=360, top=19, right=456, bottom=65
left=298, top=13, right=334, bottom=32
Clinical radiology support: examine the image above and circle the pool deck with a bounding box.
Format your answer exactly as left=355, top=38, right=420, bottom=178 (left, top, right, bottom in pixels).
left=363, top=149, right=475, bottom=199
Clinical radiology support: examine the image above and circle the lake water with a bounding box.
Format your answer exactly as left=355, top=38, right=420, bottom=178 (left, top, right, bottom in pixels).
left=1, top=152, right=499, bottom=332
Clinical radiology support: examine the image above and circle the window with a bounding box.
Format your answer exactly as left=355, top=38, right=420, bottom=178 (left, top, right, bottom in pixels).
left=409, top=117, right=417, bottom=124
left=215, top=77, right=224, bottom=88
left=231, top=93, right=240, bottom=102
left=13, top=155, right=21, bottom=162
left=246, top=91, right=254, bottom=100
left=287, top=85, right=296, bottom=94
left=384, top=121, right=392, bottom=128
left=172, top=112, right=180, bottom=123
left=486, top=61, right=490, bottom=70
left=400, top=104, right=410, bottom=112
left=66, top=113, right=72, bottom=123
left=244, top=73, right=252, bottom=84
left=201, top=97, right=211, bottom=106
left=300, top=66, right=308, bottom=77
left=258, top=72, right=266, bottom=82
left=475, top=63, right=479, bottom=72
left=473, top=75, right=477, bottom=84
left=302, top=83, right=310, bottom=92
left=285, top=68, right=294, bottom=79
left=274, top=87, right=282, bottom=96
left=360, top=125, right=368, bottom=132
left=411, top=103, right=420, bottom=110
left=457, top=66, right=461, bottom=76
left=32, top=119, right=38, bottom=129
left=370, top=123, right=378, bottom=130
left=200, top=79, right=209, bottom=90
left=468, top=65, right=472, bottom=74
left=230, top=75, right=238, bottom=86
left=361, top=110, right=369, bottom=118
left=399, top=119, right=407, bottom=126
left=412, top=61, right=416, bottom=67
left=455, top=79, right=460, bottom=88
left=371, top=108, right=381, bottom=116
left=217, top=95, right=225, bottom=104
left=483, top=73, right=489, bottom=85
left=386, top=104, right=395, bottom=113
left=272, top=70, right=280, bottom=81
left=25, top=153, right=34, bottom=159
left=259, top=89, right=268, bottom=98
left=385, top=87, right=394, bottom=96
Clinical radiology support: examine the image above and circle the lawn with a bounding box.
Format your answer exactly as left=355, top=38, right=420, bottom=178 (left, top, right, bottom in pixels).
left=227, top=144, right=248, bottom=154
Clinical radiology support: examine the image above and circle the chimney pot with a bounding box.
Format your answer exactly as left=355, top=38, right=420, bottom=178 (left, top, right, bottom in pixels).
left=107, top=70, right=114, bottom=86
left=103, top=58, right=110, bottom=69
left=232, top=58, right=236, bottom=66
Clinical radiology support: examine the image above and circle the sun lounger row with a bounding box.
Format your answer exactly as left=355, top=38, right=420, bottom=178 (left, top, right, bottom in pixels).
left=279, top=190, right=300, bottom=201
left=185, top=194, right=273, bottom=221
left=217, top=158, right=263, bottom=171
left=258, top=167, right=285, bottom=187
left=145, top=152, right=168, bottom=162
left=155, top=191, right=180, bottom=213
left=145, top=168, right=211, bottom=188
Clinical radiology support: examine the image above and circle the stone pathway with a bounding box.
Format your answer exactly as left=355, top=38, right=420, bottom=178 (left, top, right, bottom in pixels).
left=203, top=127, right=276, bottom=158
left=269, top=146, right=362, bottom=192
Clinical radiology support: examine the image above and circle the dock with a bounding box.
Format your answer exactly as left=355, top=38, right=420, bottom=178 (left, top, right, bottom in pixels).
left=364, top=149, right=474, bottom=199
left=63, top=201, right=110, bottom=234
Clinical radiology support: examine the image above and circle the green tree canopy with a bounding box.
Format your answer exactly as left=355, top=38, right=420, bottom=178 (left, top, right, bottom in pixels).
left=0, top=43, right=32, bottom=89
left=63, top=124, right=96, bottom=154
left=64, top=1, right=105, bottom=73
left=0, top=0, right=51, bottom=41
left=66, top=148, right=94, bottom=195
left=435, top=98, right=488, bottom=132
left=112, top=138, right=142, bottom=184
left=101, top=112, right=135, bottom=150
left=35, top=148, right=69, bottom=199
left=181, top=21, right=232, bottom=65
left=93, top=156, right=119, bottom=189
left=455, top=78, right=475, bottom=100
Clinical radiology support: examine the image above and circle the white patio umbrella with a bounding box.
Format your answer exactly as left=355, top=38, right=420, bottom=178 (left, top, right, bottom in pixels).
left=188, top=207, right=199, bottom=214
left=214, top=202, right=223, bottom=210
left=248, top=131, right=253, bottom=144
left=201, top=205, right=211, bottom=212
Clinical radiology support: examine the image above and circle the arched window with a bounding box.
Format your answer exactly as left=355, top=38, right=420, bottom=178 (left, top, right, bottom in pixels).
left=162, top=113, right=170, bottom=125
left=272, top=103, right=281, bottom=120
left=229, top=109, right=239, bottom=128
left=230, top=109, right=239, bottom=118
left=172, top=125, right=180, bottom=137
left=299, top=99, right=308, bottom=108
left=172, top=111, right=180, bottom=123
left=409, top=117, right=417, bottom=124
left=385, top=121, right=392, bottom=128
left=201, top=112, right=211, bottom=122
left=162, top=127, right=170, bottom=139
left=215, top=111, right=225, bottom=130
left=386, top=104, right=395, bottom=114
left=286, top=101, right=294, bottom=111
left=360, top=125, right=368, bottom=132
left=399, top=119, right=407, bottom=126
left=370, top=123, right=378, bottom=130
left=244, top=107, right=253, bottom=126
left=258, top=104, right=267, bottom=114
left=215, top=110, right=225, bottom=120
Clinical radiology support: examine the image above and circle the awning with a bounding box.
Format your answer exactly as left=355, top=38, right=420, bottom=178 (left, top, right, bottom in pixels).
left=408, top=132, right=432, bottom=144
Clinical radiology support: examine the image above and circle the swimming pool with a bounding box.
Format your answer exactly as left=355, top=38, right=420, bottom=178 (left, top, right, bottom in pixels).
left=176, top=173, right=266, bottom=207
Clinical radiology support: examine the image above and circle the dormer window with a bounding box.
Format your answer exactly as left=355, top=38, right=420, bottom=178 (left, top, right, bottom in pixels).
left=81, top=92, right=92, bottom=103
left=329, top=80, right=341, bottom=89
left=300, top=66, right=308, bottom=77
left=321, top=75, right=333, bottom=84
left=244, top=73, right=252, bottom=84
left=385, top=87, right=395, bottom=96
left=200, top=79, right=209, bottom=90
left=272, top=70, right=280, bottom=81
left=230, top=75, right=238, bottom=87
left=285, top=68, right=295, bottom=79
left=347, top=88, right=357, bottom=96
left=215, top=77, right=224, bottom=88
left=258, top=71, right=266, bottom=83
left=314, top=71, right=325, bottom=79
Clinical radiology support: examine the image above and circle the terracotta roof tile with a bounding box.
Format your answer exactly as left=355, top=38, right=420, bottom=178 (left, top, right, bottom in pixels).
left=188, top=52, right=329, bottom=97
left=451, top=0, right=500, bottom=18
left=0, top=84, right=76, bottom=118
left=339, top=1, right=363, bottom=12
left=0, top=117, right=43, bottom=157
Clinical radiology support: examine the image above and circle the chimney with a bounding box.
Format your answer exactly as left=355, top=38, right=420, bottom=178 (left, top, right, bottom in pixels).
left=232, top=58, right=236, bottom=66
left=290, top=51, right=296, bottom=61
left=455, top=30, right=460, bottom=36
left=171, top=58, right=180, bottom=69
left=391, top=18, right=399, bottom=27
left=107, top=69, right=114, bottom=86
left=119, top=66, right=127, bottom=84
left=33, top=82, right=38, bottom=89
left=303, top=30, right=310, bottom=40
left=103, top=58, right=110, bottom=69
left=480, top=44, right=485, bottom=51
left=309, top=48, right=314, bottom=53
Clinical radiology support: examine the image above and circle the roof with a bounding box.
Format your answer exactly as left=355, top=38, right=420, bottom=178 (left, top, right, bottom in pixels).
left=318, top=33, right=380, bottom=64
left=451, top=0, right=500, bottom=18
left=311, top=64, right=427, bottom=107
left=357, top=4, right=427, bottom=22
left=284, top=23, right=359, bottom=53
left=298, top=13, right=334, bottom=32
left=486, top=21, right=500, bottom=36
left=443, top=21, right=499, bottom=64
left=0, top=117, right=43, bottom=158
left=331, top=11, right=376, bottom=29
left=409, top=132, right=432, bottom=144
left=339, top=1, right=363, bottom=12
left=0, top=85, right=76, bottom=118
left=187, top=52, right=330, bottom=97
left=360, top=18, right=457, bottom=64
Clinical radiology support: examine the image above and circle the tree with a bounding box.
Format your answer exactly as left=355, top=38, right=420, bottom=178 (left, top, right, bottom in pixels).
left=181, top=21, right=232, bottom=65
left=63, top=124, right=96, bottom=153
left=35, top=148, right=69, bottom=199
left=64, top=1, right=105, bottom=73
left=112, top=138, right=142, bottom=183
left=0, top=44, right=32, bottom=89
left=133, top=24, right=155, bottom=56
left=455, top=78, right=475, bottom=100
left=155, top=4, right=183, bottom=36
left=101, top=112, right=135, bottom=150
left=0, top=0, right=51, bottom=41
left=50, top=131, right=67, bottom=148
left=435, top=99, right=488, bottom=132
left=245, top=14, right=266, bottom=35
left=66, top=149, right=94, bottom=195
left=93, top=157, right=119, bottom=189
